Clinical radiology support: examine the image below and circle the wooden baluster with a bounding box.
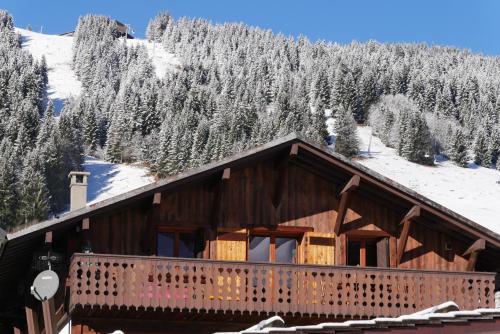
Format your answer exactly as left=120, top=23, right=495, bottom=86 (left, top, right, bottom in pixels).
left=202, top=264, right=213, bottom=311
left=150, top=260, right=159, bottom=310
left=306, top=268, right=315, bottom=315
left=186, top=263, right=196, bottom=311
left=230, top=264, right=239, bottom=312
left=255, top=266, right=265, bottom=314
left=289, top=267, right=298, bottom=315
left=264, top=265, right=273, bottom=315
left=330, top=269, right=339, bottom=317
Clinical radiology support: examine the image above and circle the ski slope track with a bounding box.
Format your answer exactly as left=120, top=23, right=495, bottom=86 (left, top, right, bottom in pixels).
left=15, top=28, right=180, bottom=114
left=16, top=28, right=82, bottom=115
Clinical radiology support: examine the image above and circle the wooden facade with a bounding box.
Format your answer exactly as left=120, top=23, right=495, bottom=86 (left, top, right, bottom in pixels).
left=0, top=135, right=499, bottom=334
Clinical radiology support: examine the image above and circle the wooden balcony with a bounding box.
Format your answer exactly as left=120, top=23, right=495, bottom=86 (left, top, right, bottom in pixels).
left=68, top=253, right=495, bottom=321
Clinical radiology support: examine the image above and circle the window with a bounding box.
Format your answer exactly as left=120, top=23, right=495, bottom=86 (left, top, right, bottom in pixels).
left=157, top=229, right=204, bottom=258
left=347, top=237, right=388, bottom=267
left=249, top=236, right=270, bottom=262
left=249, top=235, right=297, bottom=263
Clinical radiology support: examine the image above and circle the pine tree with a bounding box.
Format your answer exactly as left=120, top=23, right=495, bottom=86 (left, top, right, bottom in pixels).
left=399, top=111, right=433, bottom=165
left=334, top=107, right=359, bottom=157
left=83, top=108, right=98, bottom=152
left=473, top=131, right=488, bottom=166
left=0, top=139, right=18, bottom=230
left=17, top=153, right=49, bottom=224
left=450, top=129, right=468, bottom=167
left=146, top=12, right=172, bottom=42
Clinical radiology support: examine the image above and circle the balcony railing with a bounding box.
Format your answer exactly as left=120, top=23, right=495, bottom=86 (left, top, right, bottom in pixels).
left=68, top=253, right=495, bottom=319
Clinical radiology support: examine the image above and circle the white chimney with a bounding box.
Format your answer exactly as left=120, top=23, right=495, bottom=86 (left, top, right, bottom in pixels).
left=68, top=171, right=90, bottom=211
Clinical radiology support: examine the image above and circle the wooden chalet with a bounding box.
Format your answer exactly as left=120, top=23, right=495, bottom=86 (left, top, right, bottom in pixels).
left=0, top=134, right=499, bottom=334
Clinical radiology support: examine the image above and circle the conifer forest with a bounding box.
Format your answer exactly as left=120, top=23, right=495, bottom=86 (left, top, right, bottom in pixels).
left=1, top=10, right=499, bottom=230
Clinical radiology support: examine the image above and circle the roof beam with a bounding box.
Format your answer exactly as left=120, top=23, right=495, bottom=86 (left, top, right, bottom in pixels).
left=153, top=192, right=162, bottom=205
left=334, top=174, right=360, bottom=236
left=396, top=205, right=420, bottom=266
left=82, top=218, right=90, bottom=230
left=272, top=144, right=299, bottom=208
left=44, top=231, right=52, bottom=244
left=463, top=239, right=486, bottom=271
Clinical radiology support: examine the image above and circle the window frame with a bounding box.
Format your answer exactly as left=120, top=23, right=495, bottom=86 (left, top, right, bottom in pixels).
left=347, top=233, right=389, bottom=267
left=247, top=227, right=310, bottom=263
left=156, top=226, right=202, bottom=258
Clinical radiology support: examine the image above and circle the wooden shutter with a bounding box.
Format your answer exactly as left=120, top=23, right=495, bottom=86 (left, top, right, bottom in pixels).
left=216, top=228, right=247, bottom=261
left=304, top=232, right=335, bottom=265
left=376, top=237, right=389, bottom=267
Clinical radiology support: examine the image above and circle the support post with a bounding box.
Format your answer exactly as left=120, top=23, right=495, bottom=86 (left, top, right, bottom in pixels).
left=25, top=305, right=40, bottom=334
left=41, top=299, right=56, bottom=334
left=81, top=218, right=91, bottom=253
left=334, top=174, right=360, bottom=236
left=396, top=205, right=420, bottom=266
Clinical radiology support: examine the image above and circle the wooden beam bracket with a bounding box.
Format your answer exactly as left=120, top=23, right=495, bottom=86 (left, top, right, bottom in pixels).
left=396, top=205, right=421, bottom=266
left=334, top=174, right=360, bottom=236
left=463, top=239, right=486, bottom=271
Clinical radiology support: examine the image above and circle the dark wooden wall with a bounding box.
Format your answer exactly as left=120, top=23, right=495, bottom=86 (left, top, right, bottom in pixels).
left=65, top=158, right=471, bottom=272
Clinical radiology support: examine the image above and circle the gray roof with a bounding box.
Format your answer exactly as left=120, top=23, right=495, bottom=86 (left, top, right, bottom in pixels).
left=215, top=302, right=500, bottom=334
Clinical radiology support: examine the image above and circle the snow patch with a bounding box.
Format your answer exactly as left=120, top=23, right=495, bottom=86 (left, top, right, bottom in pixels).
left=83, top=157, right=155, bottom=205
left=16, top=28, right=82, bottom=115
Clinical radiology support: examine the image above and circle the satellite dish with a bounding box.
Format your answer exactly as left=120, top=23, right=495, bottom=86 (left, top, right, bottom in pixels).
left=31, top=270, right=59, bottom=301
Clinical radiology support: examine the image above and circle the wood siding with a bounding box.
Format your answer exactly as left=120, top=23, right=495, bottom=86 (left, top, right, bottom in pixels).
left=65, top=159, right=474, bottom=272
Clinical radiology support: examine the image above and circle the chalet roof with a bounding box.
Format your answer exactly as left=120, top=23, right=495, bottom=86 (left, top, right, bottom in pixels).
left=6, top=133, right=500, bottom=246
left=215, top=302, right=500, bottom=334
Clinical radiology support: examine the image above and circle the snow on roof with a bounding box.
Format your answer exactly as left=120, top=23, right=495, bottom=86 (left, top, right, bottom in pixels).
left=216, top=302, right=500, bottom=334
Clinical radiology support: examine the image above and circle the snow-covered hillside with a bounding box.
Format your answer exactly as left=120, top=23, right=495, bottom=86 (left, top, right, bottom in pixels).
left=327, top=117, right=500, bottom=234
left=16, top=28, right=82, bottom=114
left=83, top=157, right=155, bottom=205
left=13, top=28, right=500, bottom=236
left=15, top=28, right=180, bottom=114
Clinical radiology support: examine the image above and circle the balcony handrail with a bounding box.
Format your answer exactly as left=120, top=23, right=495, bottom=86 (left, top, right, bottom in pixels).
left=69, top=253, right=495, bottom=319
left=70, top=252, right=497, bottom=277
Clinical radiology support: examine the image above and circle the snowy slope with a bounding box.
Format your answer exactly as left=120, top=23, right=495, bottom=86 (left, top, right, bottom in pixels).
left=16, top=28, right=82, bottom=114
left=83, top=157, right=155, bottom=205
left=327, top=115, right=500, bottom=234
left=15, top=28, right=181, bottom=114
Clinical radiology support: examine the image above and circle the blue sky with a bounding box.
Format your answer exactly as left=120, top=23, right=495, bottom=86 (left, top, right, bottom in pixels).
left=2, top=0, right=498, bottom=55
